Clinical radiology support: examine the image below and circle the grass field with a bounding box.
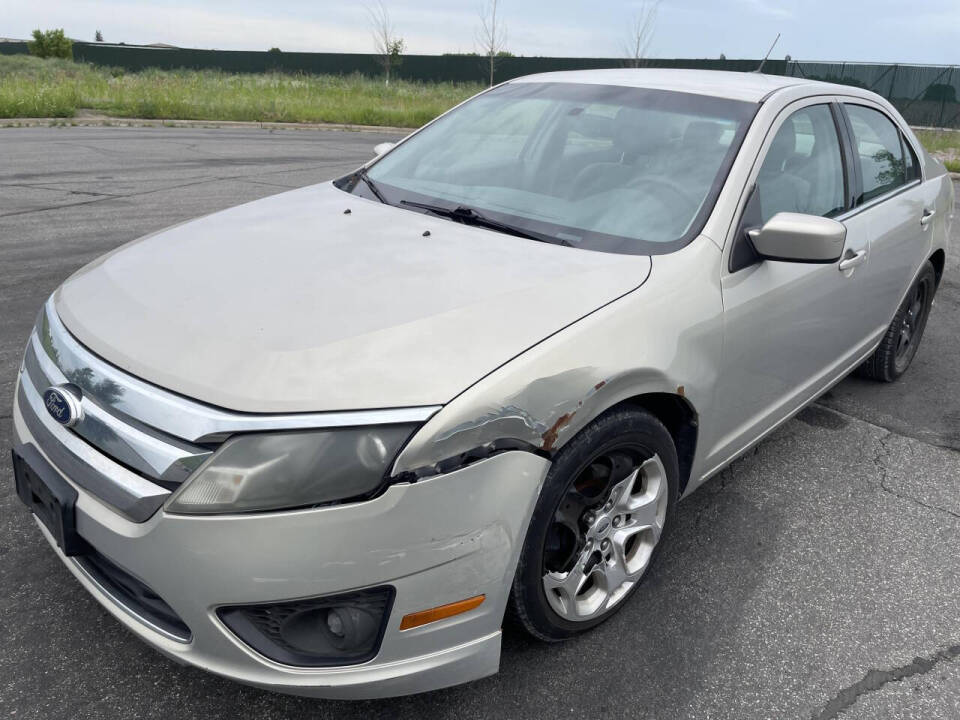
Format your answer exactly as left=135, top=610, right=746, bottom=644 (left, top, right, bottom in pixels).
left=2, top=55, right=960, bottom=166
left=0, top=55, right=481, bottom=127
left=914, top=129, right=960, bottom=172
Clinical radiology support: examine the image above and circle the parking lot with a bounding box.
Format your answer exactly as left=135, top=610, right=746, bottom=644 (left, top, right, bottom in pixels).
left=1, top=125, right=958, bottom=719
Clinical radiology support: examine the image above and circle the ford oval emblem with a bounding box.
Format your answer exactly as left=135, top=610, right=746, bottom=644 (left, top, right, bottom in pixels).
left=43, top=386, right=83, bottom=428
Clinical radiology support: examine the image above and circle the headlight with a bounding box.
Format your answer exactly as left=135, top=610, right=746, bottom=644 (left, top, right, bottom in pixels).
left=165, top=425, right=417, bottom=515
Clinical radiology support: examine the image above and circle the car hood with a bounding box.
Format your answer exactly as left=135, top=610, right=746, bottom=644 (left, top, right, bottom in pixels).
left=56, top=182, right=651, bottom=413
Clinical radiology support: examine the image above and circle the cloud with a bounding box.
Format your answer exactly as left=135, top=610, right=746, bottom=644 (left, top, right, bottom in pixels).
left=5, top=0, right=476, bottom=53
left=4, top=0, right=953, bottom=64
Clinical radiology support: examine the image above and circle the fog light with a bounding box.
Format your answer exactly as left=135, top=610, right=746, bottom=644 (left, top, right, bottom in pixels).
left=217, top=586, right=394, bottom=667
left=321, top=606, right=378, bottom=650
left=326, top=609, right=345, bottom=637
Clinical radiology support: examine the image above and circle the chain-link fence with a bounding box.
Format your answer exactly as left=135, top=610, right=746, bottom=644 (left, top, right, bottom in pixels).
left=786, top=61, right=959, bottom=128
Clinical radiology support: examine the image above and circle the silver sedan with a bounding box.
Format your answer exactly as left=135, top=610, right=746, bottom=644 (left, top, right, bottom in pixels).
left=11, top=69, right=953, bottom=698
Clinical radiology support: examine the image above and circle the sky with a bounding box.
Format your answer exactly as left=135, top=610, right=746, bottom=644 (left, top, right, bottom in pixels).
left=4, top=0, right=958, bottom=65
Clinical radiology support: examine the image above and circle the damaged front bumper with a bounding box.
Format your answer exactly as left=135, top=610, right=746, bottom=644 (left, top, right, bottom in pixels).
left=12, top=383, right=549, bottom=698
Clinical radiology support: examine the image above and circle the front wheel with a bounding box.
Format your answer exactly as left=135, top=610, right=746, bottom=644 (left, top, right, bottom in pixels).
left=509, top=408, right=678, bottom=641
left=858, top=261, right=936, bottom=382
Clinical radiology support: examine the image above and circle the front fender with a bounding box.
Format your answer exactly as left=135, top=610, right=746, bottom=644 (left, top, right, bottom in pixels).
left=392, top=235, right=725, bottom=484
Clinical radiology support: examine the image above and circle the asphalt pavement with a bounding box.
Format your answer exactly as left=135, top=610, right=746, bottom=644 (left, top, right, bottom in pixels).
left=1, top=126, right=958, bottom=720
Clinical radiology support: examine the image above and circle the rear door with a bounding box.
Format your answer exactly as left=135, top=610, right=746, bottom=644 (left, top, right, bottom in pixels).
left=838, top=101, right=938, bottom=333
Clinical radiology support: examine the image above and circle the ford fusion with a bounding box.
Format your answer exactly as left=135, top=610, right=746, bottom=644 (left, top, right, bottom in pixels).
left=11, top=70, right=952, bottom=698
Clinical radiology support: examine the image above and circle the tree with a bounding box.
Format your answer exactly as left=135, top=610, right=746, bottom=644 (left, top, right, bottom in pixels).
left=267, top=47, right=284, bottom=72
left=28, top=29, right=73, bottom=59
left=477, top=0, right=507, bottom=87
left=623, top=0, right=660, bottom=68
left=924, top=84, right=958, bottom=104
left=367, top=1, right=404, bottom=85
left=387, top=37, right=405, bottom=77
left=95, top=29, right=103, bottom=42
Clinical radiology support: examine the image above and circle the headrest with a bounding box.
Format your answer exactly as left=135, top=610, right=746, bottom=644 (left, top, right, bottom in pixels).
left=763, top=121, right=797, bottom=172
left=612, top=107, right=669, bottom=158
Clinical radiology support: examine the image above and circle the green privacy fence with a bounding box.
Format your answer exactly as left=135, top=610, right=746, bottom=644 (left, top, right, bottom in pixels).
left=786, top=61, right=959, bottom=128
left=0, top=41, right=780, bottom=82
left=2, top=40, right=958, bottom=127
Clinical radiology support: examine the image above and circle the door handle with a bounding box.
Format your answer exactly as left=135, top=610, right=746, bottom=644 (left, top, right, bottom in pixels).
left=920, top=209, right=936, bottom=228
left=838, top=249, right=867, bottom=272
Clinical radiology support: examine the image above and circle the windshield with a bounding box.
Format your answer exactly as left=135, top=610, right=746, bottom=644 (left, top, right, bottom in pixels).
left=342, top=81, right=756, bottom=255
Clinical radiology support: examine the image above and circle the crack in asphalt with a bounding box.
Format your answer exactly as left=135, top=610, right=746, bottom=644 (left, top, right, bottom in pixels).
left=0, top=181, right=121, bottom=198
left=238, top=178, right=302, bottom=190
left=872, top=432, right=960, bottom=520
left=0, top=160, right=353, bottom=219
left=0, top=175, right=227, bottom=218
left=694, top=404, right=960, bottom=535
left=0, top=194, right=116, bottom=218
left=813, top=400, right=960, bottom=454
left=811, top=644, right=960, bottom=719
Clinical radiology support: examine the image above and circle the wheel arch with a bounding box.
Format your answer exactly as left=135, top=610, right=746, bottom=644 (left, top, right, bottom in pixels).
left=392, top=369, right=702, bottom=493
left=930, top=248, right=945, bottom=288
left=603, top=392, right=698, bottom=495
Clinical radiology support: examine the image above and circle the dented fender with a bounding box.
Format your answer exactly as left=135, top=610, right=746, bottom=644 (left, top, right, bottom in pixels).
left=392, top=235, right=726, bottom=487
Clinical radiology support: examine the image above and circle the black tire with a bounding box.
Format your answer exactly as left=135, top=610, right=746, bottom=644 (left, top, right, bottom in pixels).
left=858, top=262, right=936, bottom=382
left=509, top=407, right=679, bottom=642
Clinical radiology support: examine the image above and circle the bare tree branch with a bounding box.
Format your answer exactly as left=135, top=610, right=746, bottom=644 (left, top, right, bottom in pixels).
left=476, top=0, right=507, bottom=86
left=367, top=1, right=402, bottom=85
left=623, top=0, right=660, bottom=68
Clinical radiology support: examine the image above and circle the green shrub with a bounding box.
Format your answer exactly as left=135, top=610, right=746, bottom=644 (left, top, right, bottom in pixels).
left=914, top=129, right=960, bottom=154
left=27, top=29, right=74, bottom=60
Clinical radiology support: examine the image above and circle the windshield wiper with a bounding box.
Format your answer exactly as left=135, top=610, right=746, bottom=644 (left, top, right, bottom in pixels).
left=399, top=199, right=570, bottom=246
left=354, top=167, right=388, bottom=204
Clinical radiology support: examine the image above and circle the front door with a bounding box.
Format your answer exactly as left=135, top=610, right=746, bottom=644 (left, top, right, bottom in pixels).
left=707, top=99, right=872, bottom=470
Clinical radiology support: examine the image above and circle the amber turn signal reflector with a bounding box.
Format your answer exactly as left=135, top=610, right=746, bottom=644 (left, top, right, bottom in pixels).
left=398, top=595, right=485, bottom=631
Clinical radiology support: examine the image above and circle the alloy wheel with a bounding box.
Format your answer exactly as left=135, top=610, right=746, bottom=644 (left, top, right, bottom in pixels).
left=541, top=447, right=668, bottom=622
left=894, top=281, right=929, bottom=372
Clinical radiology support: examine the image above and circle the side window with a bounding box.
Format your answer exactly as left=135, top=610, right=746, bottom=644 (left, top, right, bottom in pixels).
left=902, top=133, right=921, bottom=182
left=845, top=104, right=907, bottom=202
left=754, top=104, right=846, bottom=225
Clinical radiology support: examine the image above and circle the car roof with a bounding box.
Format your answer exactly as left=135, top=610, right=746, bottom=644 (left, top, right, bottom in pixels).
left=509, top=68, right=834, bottom=103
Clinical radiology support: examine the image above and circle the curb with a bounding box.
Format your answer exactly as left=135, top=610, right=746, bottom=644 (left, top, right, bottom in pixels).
left=0, top=115, right=412, bottom=134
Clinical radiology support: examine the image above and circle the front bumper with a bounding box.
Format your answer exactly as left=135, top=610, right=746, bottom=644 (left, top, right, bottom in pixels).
left=12, top=380, right=549, bottom=698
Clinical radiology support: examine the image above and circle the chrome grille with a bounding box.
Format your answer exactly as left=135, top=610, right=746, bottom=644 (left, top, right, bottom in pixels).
left=25, top=300, right=213, bottom=486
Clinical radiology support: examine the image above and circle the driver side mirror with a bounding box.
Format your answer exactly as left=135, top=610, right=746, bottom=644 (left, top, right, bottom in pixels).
left=748, top=212, right=846, bottom=264
left=373, top=142, right=396, bottom=157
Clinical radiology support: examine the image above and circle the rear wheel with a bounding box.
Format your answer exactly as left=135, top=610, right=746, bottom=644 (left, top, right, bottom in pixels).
left=858, top=262, right=936, bottom=382
left=509, top=408, right=678, bottom=641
